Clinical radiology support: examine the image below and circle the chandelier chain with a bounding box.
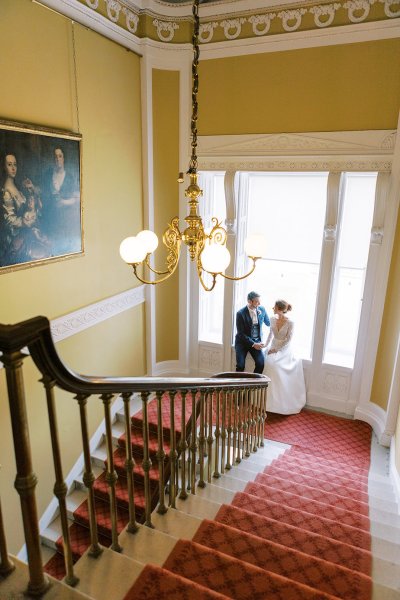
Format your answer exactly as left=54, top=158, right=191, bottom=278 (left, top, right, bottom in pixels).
left=189, top=0, right=199, bottom=174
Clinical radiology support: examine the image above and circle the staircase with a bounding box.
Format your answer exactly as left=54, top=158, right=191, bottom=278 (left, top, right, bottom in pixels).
left=4, top=401, right=399, bottom=600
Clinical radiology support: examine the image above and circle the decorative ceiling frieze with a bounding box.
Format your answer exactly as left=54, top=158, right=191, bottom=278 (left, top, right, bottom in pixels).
left=41, top=0, right=400, bottom=49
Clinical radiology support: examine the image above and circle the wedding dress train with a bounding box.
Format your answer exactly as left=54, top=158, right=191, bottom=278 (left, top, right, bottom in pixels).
left=263, top=317, right=306, bottom=415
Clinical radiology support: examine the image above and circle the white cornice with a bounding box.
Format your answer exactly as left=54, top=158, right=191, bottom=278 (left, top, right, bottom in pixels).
left=37, top=1, right=400, bottom=58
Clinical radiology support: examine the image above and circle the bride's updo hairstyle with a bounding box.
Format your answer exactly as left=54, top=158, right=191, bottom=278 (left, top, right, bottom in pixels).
left=275, top=299, right=292, bottom=313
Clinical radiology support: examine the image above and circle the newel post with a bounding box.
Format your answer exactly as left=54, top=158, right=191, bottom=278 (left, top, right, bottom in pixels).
left=2, top=349, right=50, bottom=596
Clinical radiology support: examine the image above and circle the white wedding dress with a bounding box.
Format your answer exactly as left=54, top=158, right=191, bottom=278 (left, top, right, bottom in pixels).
left=263, top=317, right=306, bottom=415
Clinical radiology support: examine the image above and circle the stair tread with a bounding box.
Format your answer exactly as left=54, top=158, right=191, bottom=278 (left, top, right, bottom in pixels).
left=193, top=519, right=371, bottom=599
left=163, top=538, right=339, bottom=600
left=124, top=563, right=231, bottom=599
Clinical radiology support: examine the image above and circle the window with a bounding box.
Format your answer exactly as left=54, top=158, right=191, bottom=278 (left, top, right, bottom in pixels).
left=197, top=169, right=379, bottom=371
left=236, top=172, right=328, bottom=359
left=323, top=173, right=377, bottom=368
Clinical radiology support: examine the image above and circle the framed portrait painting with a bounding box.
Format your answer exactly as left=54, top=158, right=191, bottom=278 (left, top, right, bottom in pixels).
left=0, top=120, right=83, bottom=273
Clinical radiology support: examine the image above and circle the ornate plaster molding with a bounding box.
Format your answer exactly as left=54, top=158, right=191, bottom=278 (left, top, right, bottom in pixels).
left=309, top=3, right=341, bottom=27
left=153, top=18, right=179, bottom=41
left=220, top=18, right=247, bottom=39
left=344, top=0, right=376, bottom=22
left=248, top=14, right=276, bottom=35
left=197, top=131, right=396, bottom=173
left=50, top=286, right=145, bottom=343
left=379, top=0, right=400, bottom=17
left=199, top=21, right=219, bottom=43
left=104, top=0, right=122, bottom=22
left=277, top=8, right=307, bottom=32
left=123, top=7, right=139, bottom=33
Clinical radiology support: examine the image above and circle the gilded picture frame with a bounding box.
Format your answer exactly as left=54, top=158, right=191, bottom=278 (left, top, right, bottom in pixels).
left=0, top=120, right=83, bottom=273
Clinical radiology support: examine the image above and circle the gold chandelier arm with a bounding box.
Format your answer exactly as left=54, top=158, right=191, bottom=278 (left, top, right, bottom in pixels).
left=219, top=257, right=259, bottom=282
left=131, top=258, right=180, bottom=286
left=144, top=255, right=172, bottom=276
left=197, top=263, right=217, bottom=292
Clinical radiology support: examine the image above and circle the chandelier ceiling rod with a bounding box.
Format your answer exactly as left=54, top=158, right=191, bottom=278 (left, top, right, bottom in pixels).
left=119, top=0, right=266, bottom=292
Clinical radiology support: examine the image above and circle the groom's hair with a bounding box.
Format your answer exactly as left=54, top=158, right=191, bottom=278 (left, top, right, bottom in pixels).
left=247, top=291, right=260, bottom=302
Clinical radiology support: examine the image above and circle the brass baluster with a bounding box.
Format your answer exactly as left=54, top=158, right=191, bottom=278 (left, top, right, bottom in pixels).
left=121, top=392, right=138, bottom=533
left=101, top=393, right=122, bottom=551
left=213, top=390, right=221, bottom=478
left=190, top=389, right=198, bottom=494
left=140, top=392, right=154, bottom=527
left=232, top=389, right=238, bottom=467
left=249, top=387, right=256, bottom=453
left=236, top=388, right=244, bottom=464
left=179, top=391, right=188, bottom=500
left=207, top=390, right=214, bottom=483
left=197, top=390, right=206, bottom=488
left=220, top=390, right=227, bottom=475
left=43, top=376, right=78, bottom=586
left=225, top=390, right=233, bottom=471
left=168, top=391, right=177, bottom=508
left=244, top=388, right=251, bottom=457
left=156, top=391, right=167, bottom=514
left=0, top=496, right=15, bottom=577
left=3, top=349, right=51, bottom=596
left=260, top=386, right=267, bottom=447
left=255, top=387, right=262, bottom=450
left=76, top=394, right=102, bottom=557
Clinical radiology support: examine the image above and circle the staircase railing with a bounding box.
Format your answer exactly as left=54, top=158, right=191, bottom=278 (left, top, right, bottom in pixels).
left=0, top=316, right=269, bottom=597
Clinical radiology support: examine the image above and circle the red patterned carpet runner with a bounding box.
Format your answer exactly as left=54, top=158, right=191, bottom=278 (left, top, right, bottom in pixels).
left=44, top=403, right=373, bottom=599
left=127, top=409, right=372, bottom=599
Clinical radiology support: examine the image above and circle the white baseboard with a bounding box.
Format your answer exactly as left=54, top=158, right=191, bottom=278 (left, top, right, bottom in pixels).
left=354, top=402, right=388, bottom=446
left=390, top=436, right=400, bottom=516
left=152, top=360, right=189, bottom=376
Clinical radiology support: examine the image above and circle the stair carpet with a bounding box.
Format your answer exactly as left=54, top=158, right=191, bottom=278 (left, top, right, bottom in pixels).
left=34, top=400, right=400, bottom=600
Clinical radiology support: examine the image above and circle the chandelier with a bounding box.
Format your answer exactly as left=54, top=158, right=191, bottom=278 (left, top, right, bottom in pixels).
left=120, top=0, right=266, bottom=292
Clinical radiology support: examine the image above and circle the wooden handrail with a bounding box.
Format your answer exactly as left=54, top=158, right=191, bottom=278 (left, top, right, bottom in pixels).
left=0, top=316, right=269, bottom=597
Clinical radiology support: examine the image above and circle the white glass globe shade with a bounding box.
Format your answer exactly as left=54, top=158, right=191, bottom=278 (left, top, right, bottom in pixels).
left=244, top=234, right=267, bottom=258
left=201, top=243, right=231, bottom=273
left=136, top=229, right=159, bottom=253
left=119, top=236, right=147, bottom=264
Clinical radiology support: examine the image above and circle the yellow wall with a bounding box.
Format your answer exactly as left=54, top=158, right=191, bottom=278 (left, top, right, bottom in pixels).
left=152, top=69, right=180, bottom=363
left=198, top=40, right=400, bottom=134
left=371, top=211, right=400, bottom=410
left=0, top=0, right=145, bottom=552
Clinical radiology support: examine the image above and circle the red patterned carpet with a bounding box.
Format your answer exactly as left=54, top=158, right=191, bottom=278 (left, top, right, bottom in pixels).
left=265, top=409, right=372, bottom=468
left=125, top=409, right=373, bottom=599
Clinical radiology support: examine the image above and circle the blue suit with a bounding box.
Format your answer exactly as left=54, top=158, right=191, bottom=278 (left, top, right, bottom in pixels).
left=235, top=305, right=270, bottom=373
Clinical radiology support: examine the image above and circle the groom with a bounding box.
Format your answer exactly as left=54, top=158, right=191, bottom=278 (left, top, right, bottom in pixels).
left=235, top=291, right=270, bottom=373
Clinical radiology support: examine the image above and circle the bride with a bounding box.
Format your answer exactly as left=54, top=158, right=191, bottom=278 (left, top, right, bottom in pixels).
left=263, top=299, right=306, bottom=415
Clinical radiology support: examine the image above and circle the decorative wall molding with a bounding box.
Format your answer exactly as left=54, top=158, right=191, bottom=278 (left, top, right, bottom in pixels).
left=104, top=0, right=122, bottom=23
left=50, top=286, right=145, bottom=343
left=277, top=8, right=307, bottom=32
left=152, top=19, right=179, bottom=42
left=310, top=3, right=341, bottom=27
left=123, top=7, right=139, bottom=33
left=198, top=343, right=224, bottom=375
left=197, top=130, right=395, bottom=172
left=248, top=14, right=276, bottom=36
left=199, top=21, right=219, bottom=43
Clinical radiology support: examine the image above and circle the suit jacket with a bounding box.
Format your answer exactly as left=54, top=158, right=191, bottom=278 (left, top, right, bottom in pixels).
left=235, top=305, right=270, bottom=349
